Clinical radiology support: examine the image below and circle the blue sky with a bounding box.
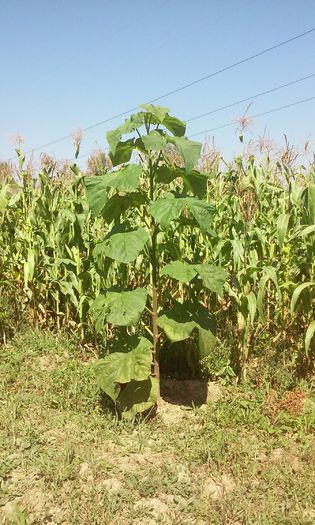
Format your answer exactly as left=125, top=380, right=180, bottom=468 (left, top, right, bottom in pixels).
left=1, top=0, right=315, bottom=167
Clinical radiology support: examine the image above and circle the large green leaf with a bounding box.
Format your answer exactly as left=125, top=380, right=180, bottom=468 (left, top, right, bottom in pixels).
left=162, top=114, right=186, bottom=137
left=150, top=196, right=214, bottom=230
left=155, top=166, right=209, bottom=198
left=140, top=104, right=170, bottom=123
left=102, top=192, right=147, bottom=223
left=129, top=111, right=146, bottom=129
left=150, top=196, right=184, bottom=228
left=194, top=264, right=227, bottom=295
left=104, top=228, right=150, bottom=263
left=168, top=136, right=202, bottom=174
left=117, top=377, right=159, bottom=418
left=94, top=337, right=152, bottom=401
left=186, top=199, right=215, bottom=231
left=142, top=130, right=167, bottom=152
left=84, top=165, right=141, bottom=216
left=160, top=261, right=196, bottom=283
left=138, top=105, right=186, bottom=137
left=155, top=166, right=179, bottom=184
left=90, top=293, right=109, bottom=333
left=158, top=311, right=195, bottom=342
left=106, top=330, right=140, bottom=354
left=84, top=176, right=108, bottom=216
left=160, top=261, right=226, bottom=293
left=107, top=117, right=141, bottom=155
left=182, top=171, right=210, bottom=198
left=198, top=327, right=216, bottom=359
left=158, top=301, right=215, bottom=343
left=104, top=164, right=141, bottom=192
left=104, top=288, right=148, bottom=326
left=107, top=126, right=129, bottom=156
left=91, top=289, right=147, bottom=328
left=109, top=139, right=134, bottom=166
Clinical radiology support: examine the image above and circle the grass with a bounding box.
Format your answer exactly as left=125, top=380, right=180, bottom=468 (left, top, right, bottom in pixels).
left=0, top=329, right=315, bottom=525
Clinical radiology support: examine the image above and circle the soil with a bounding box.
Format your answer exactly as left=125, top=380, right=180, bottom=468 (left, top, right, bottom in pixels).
left=160, top=379, right=222, bottom=406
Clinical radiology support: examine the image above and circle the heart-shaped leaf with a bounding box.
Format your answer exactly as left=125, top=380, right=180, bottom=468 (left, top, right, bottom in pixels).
left=102, top=228, right=150, bottom=263
left=102, top=192, right=147, bottom=223
left=109, top=139, right=134, bottom=166
left=91, top=288, right=148, bottom=327
left=150, top=196, right=184, bottom=228
left=186, top=199, right=215, bottom=231
left=104, top=164, right=141, bottom=192
left=162, top=114, right=186, bottom=137
left=142, top=130, right=167, bottom=152
left=194, top=264, right=227, bottom=295
left=140, top=104, right=170, bottom=123
left=160, top=261, right=197, bottom=283
left=117, top=376, right=159, bottom=418
left=94, top=337, right=153, bottom=401
left=168, top=136, right=201, bottom=174
left=84, top=176, right=108, bottom=216
left=158, top=301, right=216, bottom=343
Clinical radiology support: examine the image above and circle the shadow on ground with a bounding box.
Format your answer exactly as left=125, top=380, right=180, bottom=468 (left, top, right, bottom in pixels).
left=160, top=379, right=208, bottom=407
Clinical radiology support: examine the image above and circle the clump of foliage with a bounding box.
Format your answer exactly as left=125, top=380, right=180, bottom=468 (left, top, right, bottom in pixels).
left=84, top=104, right=226, bottom=417
left=0, top=107, right=314, bottom=407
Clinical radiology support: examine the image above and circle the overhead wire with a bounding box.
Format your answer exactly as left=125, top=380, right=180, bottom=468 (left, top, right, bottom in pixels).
left=28, top=94, right=315, bottom=166
left=76, top=95, right=315, bottom=161
left=5, top=26, right=315, bottom=161
left=186, top=73, right=315, bottom=122
left=189, top=95, right=315, bottom=138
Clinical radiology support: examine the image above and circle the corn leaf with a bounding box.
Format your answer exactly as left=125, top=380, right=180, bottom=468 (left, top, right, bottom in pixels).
left=290, top=281, right=315, bottom=315
left=305, top=320, right=315, bottom=355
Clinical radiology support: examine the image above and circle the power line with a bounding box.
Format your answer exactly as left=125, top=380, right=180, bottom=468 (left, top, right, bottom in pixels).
left=22, top=94, right=315, bottom=165
left=186, top=73, right=315, bottom=122
left=189, top=95, right=315, bottom=138
left=6, top=26, right=315, bottom=161
left=76, top=95, right=315, bottom=161
left=148, top=28, right=315, bottom=104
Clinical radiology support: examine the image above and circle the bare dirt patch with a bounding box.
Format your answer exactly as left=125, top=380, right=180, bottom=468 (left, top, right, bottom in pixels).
left=161, top=379, right=222, bottom=406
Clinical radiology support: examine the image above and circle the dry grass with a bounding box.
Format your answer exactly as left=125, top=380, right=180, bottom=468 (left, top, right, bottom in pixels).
left=0, top=329, right=314, bottom=524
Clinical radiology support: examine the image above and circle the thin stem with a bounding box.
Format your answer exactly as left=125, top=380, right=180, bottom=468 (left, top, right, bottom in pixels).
left=148, top=156, right=160, bottom=387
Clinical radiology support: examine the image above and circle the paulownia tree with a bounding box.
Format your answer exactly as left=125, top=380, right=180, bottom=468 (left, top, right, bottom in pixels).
left=84, top=104, right=227, bottom=418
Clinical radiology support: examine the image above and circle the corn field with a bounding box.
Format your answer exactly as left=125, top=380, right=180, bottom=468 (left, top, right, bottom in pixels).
left=1, top=138, right=314, bottom=382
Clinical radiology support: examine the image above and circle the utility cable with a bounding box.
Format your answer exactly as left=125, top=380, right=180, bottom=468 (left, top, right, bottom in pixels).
left=186, top=73, right=315, bottom=122
left=189, top=95, right=315, bottom=138
left=6, top=26, right=315, bottom=160
left=77, top=95, right=315, bottom=160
